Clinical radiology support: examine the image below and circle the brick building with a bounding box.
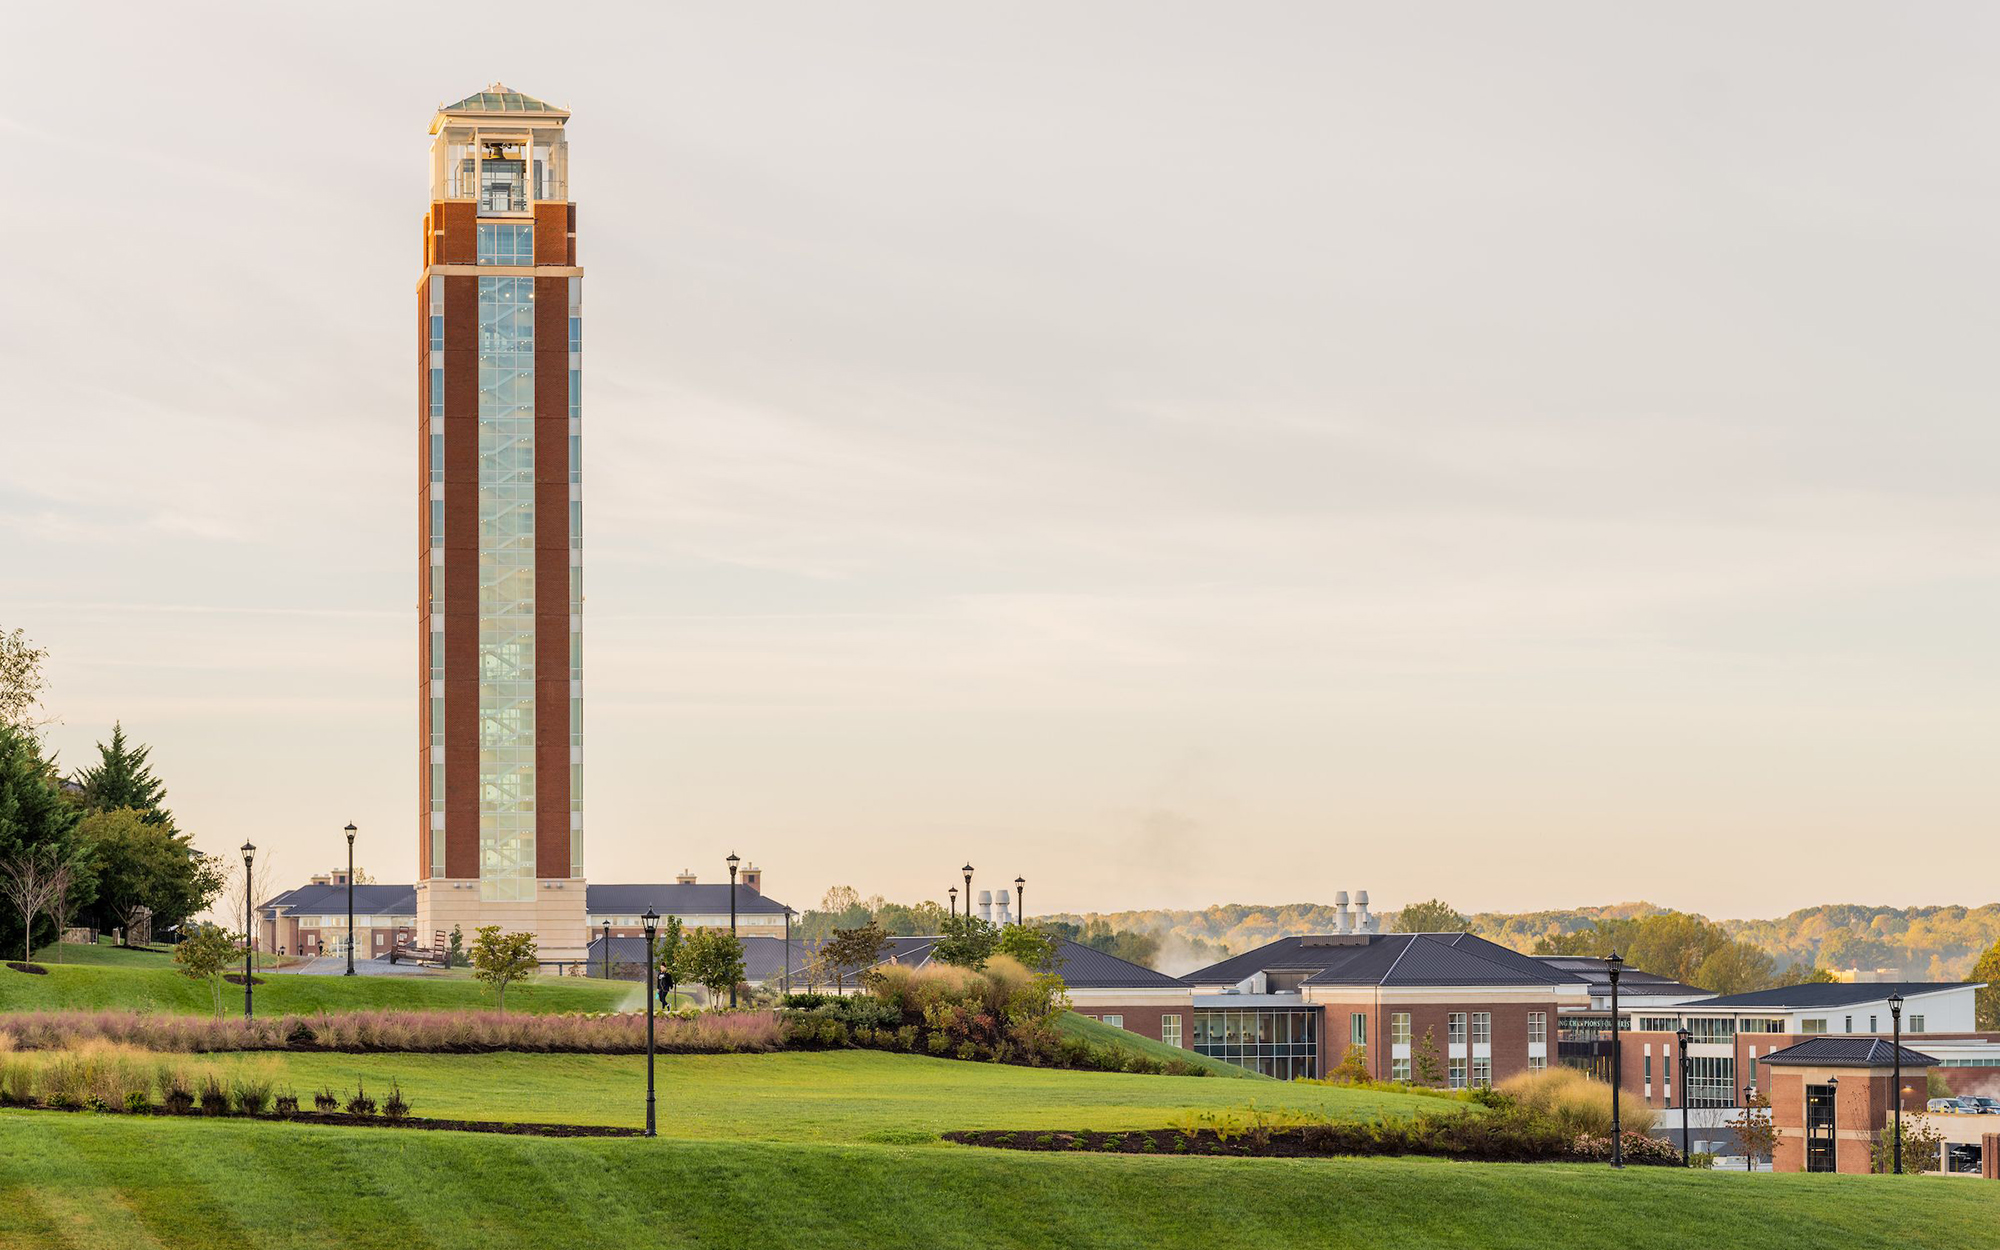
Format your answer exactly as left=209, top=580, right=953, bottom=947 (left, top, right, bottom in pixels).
left=1761, top=1037, right=1934, bottom=1173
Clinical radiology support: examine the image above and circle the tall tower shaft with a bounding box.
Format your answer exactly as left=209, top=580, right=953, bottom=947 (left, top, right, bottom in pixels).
left=416, top=84, right=585, bottom=958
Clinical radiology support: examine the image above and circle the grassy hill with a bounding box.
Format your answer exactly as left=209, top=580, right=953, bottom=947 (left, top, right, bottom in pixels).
left=1, top=1114, right=1990, bottom=1250
left=1057, top=1011, right=1255, bottom=1079
left=180, top=1049, right=1433, bottom=1138
left=24, top=940, right=281, bottom=969
left=0, top=962, right=638, bottom=1016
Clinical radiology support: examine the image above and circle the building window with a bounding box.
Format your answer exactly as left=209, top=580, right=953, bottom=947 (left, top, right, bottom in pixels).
left=476, top=222, right=533, bottom=265
left=1102, top=1015, right=1124, bottom=1030
left=1688, top=1055, right=1737, bottom=1109
left=1191, top=1009, right=1318, bottom=1081
left=1844, top=1016, right=1853, bottom=1033
left=1471, top=1012, right=1490, bottom=1045
left=430, top=498, right=444, bottom=547
left=1162, top=1014, right=1182, bottom=1048
left=568, top=368, right=581, bottom=419
left=1689, top=1017, right=1736, bottom=1043
left=429, top=367, right=444, bottom=419
left=429, top=696, right=444, bottom=747
left=1471, top=1057, right=1491, bottom=1088
left=569, top=433, right=581, bottom=483
left=430, top=432, right=444, bottom=484
left=1639, top=1016, right=1678, bottom=1032
left=1801, top=1018, right=1827, bottom=1034
left=1910, top=1014, right=1925, bottom=1033
left=1448, top=1013, right=1466, bottom=1045
left=1391, top=1058, right=1410, bottom=1082
left=1448, top=1058, right=1467, bottom=1089
left=1351, top=1013, right=1367, bottom=1046
left=1869, top=1015, right=1878, bottom=1033
left=1644, top=1055, right=1653, bottom=1082
left=1528, top=1011, right=1546, bottom=1044
left=1528, top=1055, right=1546, bottom=1072
left=1391, top=1012, right=1411, bottom=1046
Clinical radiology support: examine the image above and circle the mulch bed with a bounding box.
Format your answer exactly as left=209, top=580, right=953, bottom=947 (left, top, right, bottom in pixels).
left=222, top=973, right=267, bottom=986
left=2, top=1103, right=640, bottom=1137
left=5, top=963, right=49, bottom=975
left=943, top=1127, right=1680, bottom=1165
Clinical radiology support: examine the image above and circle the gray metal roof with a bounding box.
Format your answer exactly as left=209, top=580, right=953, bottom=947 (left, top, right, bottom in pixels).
left=584, top=934, right=799, bottom=983
left=1759, top=1037, right=1939, bottom=1068
left=584, top=883, right=791, bottom=916
left=262, top=884, right=416, bottom=915
left=1186, top=932, right=1569, bottom=988
left=1690, top=982, right=1978, bottom=1010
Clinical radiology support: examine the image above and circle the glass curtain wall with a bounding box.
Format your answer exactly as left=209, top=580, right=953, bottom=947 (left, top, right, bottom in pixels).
left=1191, top=1009, right=1318, bottom=1080
left=477, top=275, right=536, bottom=902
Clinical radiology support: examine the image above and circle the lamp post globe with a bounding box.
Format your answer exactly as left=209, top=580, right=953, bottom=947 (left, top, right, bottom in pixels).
left=240, top=842, right=256, bottom=1020
left=1888, top=992, right=1905, bottom=1174
left=1674, top=1027, right=1693, bottom=1166
left=725, top=853, right=740, bottom=1008
left=962, top=864, right=974, bottom=919
left=642, top=908, right=659, bottom=1137
left=1604, top=950, right=1624, bottom=1168
left=343, top=823, right=357, bottom=976
left=948, top=886, right=957, bottom=919
left=1014, top=876, right=1026, bottom=923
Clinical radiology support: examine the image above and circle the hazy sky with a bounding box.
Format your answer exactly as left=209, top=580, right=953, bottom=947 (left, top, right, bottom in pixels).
left=4, top=3, right=1994, bottom=921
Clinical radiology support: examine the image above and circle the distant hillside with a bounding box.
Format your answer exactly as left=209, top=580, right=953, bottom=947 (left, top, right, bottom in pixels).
left=1050, top=902, right=2000, bottom=981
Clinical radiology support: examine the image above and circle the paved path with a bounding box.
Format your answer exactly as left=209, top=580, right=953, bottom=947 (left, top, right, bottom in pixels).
left=269, top=955, right=445, bottom=978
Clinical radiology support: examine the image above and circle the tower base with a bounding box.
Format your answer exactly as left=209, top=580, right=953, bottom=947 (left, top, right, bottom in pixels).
left=415, top=878, right=590, bottom=964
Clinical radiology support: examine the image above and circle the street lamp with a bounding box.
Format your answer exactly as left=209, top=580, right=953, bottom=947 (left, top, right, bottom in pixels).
left=641, top=908, right=659, bottom=1137
left=240, top=842, right=256, bottom=1020
left=948, top=886, right=957, bottom=919
left=1014, top=876, right=1025, bottom=923
left=1743, top=1085, right=1757, bottom=1172
left=784, top=906, right=794, bottom=996
left=1888, top=992, right=1905, bottom=1174
left=962, top=864, right=974, bottom=919
left=1675, top=1027, right=1693, bottom=1166
left=1605, top=950, right=1624, bottom=1168
left=343, top=823, right=357, bottom=976
left=602, top=919, right=611, bottom=981
left=725, top=852, right=740, bottom=1008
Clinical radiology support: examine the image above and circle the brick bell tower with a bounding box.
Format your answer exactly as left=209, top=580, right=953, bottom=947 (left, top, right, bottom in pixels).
left=416, top=84, right=586, bottom=959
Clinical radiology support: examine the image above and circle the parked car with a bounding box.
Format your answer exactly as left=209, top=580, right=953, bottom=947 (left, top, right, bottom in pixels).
left=1964, top=1096, right=2000, bottom=1115
left=1926, top=1097, right=1971, bottom=1114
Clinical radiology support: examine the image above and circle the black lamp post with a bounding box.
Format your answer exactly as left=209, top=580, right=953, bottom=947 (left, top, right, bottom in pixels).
left=1014, top=876, right=1025, bottom=923
left=948, top=886, right=957, bottom=919
left=962, top=864, right=974, bottom=919
left=1605, top=951, right=1624, bottom=1168
left=602, top=919, right=611, bottom=981
left=240, top=841, right=256, bottom=1020
left=641, top=908, right=658, bottom=1137
left=1889, top=992, right=1904, bottom=1174
left=1675, top=1027, right=1693, bottom=1166
left=343, top=823, right=357, bottom=976
left=725, top=852, right=740, bottom=1008
left=784, top=906, right=794, bottom=995
left=1743, top=1084, right=1757, bottom=1171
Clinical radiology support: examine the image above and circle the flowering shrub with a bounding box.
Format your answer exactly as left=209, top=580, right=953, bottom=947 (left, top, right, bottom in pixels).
left=0, top=1009, right=783, bottom=1055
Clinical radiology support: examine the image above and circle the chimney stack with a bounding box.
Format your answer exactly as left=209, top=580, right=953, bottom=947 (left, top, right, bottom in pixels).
left=994, top=891, right=1013, bottom=926
left=740, top=864, right=762, bottom=893
left=1355, top=889, right=1373, bottom=933
left=1334, top=890, right=1351, bottom=934
left=675, top=869, right=696, bottom=885
left=977, top=890, right=993, bottom=923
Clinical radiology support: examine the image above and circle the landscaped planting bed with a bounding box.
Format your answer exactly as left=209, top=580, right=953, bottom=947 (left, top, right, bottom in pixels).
left=0, top=1008, right=782, bottom=1054
left=944, top=1122, right=1688, bottom=1164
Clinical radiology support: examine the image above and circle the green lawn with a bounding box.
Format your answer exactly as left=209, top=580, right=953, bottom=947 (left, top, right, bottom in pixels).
left=0, top=1113, right=1989, bottom=1250
left=1057, top=1012, right=1255, bottom=1079
left=0, top=962, right=638, bottom=1016
left=25, top=940, right=290, bottom=970
left=192, top=1049, right=1429, bottom=1139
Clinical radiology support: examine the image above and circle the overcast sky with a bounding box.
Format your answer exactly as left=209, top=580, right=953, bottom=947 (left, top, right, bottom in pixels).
left=3, top=2, right=1994, bottom=921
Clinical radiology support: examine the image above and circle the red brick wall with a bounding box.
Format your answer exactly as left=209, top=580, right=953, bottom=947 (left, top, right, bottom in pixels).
left=1071, top=1005, right=1185, bottom=1046
left=534, top=203, right=570, bottom=266
left=532, top=274, right=572, bottom=880
left=1381, top=999, right=1561, bottom=1085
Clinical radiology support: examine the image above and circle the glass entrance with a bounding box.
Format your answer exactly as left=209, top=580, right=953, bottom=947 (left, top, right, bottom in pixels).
left=1805, top=1084, right=1836, bottom=1173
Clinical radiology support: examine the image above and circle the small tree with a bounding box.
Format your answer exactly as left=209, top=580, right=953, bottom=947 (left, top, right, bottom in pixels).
left=1872, top=1111, right=1946, bottom=1175
left=652, top=916, right=686, bottom=1002
left=1971, top=937, right=2000, bottom=1031
left=447, top=923, right=467, bottom=968
left=677, top=926, right=746, bottom=1004
left=0, top=850, right=70, bottom=963
left=173, top=926, right=240, bottom=1018
left=1393, top=899, right=1472, bottom=934
left=1926, top=1069, right=1952, bottom=1099
left=1412, top=1026, right=1445, bottom=1087
left=1328, top=1044, right=1369, bottom=1085
left=469, top=926, right=539, bottom=1014
left=0, top=627, right=50, bottom=732
left=1728, top=1089, right=1777, bottom=1167
left=820, top=921, right=892, bottom=992
left=934, top=914, right=1001, bottom=970
left=998, top=923, right=1062, bottom=972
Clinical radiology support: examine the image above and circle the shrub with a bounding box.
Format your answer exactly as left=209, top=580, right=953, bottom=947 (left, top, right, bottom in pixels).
left=383, top=1082, right=410, bottom=1120
left=313, top=1087, right=339, bottom=1113
left=1495, top=1066, right=1656, bottom=1138
left=123, top=1089, right=150, bottom=1113
left=345, top=1083, right=377, bottom=1117
left=157, top=1064, right=195, bottom=1114
left=198, top=1074, right=230, bottom=1115
left=274, top=1089, right=299, bottom=1115
left=233, top=1076, right=273, bottom=1115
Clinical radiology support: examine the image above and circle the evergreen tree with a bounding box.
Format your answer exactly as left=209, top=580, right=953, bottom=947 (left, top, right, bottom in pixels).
left=74, top=723, right=174, bottom=826
left=0, top=723, right=86, bottom=956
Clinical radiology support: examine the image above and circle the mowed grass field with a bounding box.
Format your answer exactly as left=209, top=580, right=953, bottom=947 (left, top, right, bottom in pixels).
left=189, top=1049, right=1435, bottom=1139
left=1, top=1113, right=1992, bottom=1250
left=0, top=962, right=638, bottom=1015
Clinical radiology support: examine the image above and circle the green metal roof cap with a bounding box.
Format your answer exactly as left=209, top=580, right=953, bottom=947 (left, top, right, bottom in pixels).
left=442, top=83, right=559, bottom=113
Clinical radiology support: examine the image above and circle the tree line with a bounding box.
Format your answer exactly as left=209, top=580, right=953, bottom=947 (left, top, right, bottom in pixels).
left=1, top=627, right=223, bottom=961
